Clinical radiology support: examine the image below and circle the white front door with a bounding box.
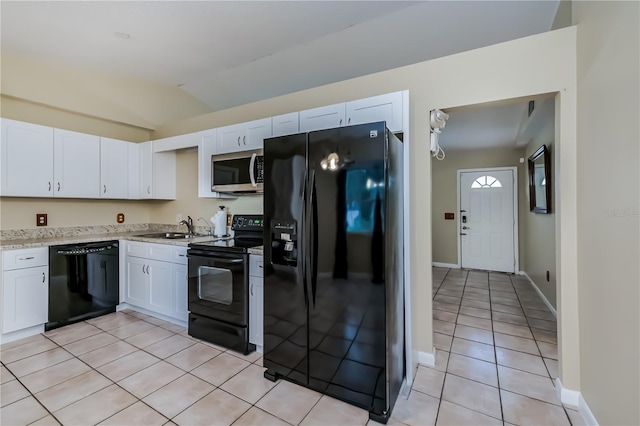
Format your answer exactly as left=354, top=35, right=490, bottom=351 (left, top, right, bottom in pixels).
left=460, top=169, right=516, bottom=273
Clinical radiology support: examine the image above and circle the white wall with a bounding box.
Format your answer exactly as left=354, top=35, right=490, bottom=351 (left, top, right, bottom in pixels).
left=574, top=1, right=640, bottom=424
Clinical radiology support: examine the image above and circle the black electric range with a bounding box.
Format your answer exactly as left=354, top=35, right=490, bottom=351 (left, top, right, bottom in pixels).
left=186, top=214, right=263, bottom=354
left=189, top=215, right=263, bottom=254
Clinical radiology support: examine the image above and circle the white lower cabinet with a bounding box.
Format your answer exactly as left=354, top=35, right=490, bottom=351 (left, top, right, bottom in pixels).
left=123, top=241, right=187, bottom=322
left=249, top=254, right=264, bottom=350
left=1, top=247, right=49, bottom=335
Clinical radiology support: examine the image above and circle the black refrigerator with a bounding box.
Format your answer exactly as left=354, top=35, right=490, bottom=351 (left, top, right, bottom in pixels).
left=263, top=121, right=404, bottom=424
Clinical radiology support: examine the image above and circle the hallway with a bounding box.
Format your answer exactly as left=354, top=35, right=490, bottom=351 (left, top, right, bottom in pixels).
left=391, top=267, right=585, bottom=425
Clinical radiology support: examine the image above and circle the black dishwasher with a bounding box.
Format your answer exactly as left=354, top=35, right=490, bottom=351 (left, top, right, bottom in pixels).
left=47, top=241, right=119, bottom=330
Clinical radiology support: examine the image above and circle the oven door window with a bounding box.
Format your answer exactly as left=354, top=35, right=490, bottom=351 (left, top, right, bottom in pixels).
left=198, top=266, right=232, bottom=305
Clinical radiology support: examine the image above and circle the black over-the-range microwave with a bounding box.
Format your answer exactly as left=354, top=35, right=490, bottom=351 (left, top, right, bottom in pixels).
left=211, top=148, right=264, bottom=193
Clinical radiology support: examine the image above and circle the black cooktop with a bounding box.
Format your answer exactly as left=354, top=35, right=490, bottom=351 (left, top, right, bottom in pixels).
left=189, top=214, right=263, bottom=254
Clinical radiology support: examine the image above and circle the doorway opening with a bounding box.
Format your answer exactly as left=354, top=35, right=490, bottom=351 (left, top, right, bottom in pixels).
left=425, top=95, right=563, bottom=423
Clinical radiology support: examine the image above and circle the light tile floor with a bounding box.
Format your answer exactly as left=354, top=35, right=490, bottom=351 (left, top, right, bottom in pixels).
left=0, top=270, right=587, bottom=425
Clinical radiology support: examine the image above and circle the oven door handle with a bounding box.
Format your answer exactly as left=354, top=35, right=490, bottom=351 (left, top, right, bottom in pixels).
left=212, top=258, right=244, bottom=264
left=187, top=253, right=244, bottom=264
left=187, top=250, right=244, bottom=259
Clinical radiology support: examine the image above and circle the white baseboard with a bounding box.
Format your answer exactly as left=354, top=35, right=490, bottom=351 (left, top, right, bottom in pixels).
left=432, top=262, right=460, bottom=269
left=0, top=324, right=44, bottom=344
left=555, top=378, right=580, bottom=409
left=555, top=378, right=599, bottom=425
left=117, top=303, right=187, bottom=328
left=417, top=349, right=436, bottom=367
left=519, top=271, right=557, bottom=318
left=579, top=393, right=599, bottom=426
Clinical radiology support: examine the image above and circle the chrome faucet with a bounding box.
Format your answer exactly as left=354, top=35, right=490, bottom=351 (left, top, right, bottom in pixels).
left=197, top=217, right=213, bottom=236
left=179, top=216, right=195, bottom=235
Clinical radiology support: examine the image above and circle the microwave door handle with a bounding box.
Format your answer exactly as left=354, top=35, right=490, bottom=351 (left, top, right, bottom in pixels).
left=249, top=153, right=257, bottom=187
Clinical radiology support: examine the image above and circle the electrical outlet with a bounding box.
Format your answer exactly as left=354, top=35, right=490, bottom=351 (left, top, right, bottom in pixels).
left=36, top=213, right=47, bottom=227
left=176, top=214, right=183, bottom=223
left=117, top=213, right=125, bottom=223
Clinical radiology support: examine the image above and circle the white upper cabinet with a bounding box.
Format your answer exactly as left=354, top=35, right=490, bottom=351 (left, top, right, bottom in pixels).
left=299, top=103, right=346, bottom=133
left=272, top=112, right=300, bottom=137
left=299, top=91, right=405, bottom=133
left=216, top=118, right=272, bottom=154
left=345, top=91, right=404, bottom=132
left=0, top=119, right=54, bottom=197
left=138, top=141, right=153, bottom=199
left=136, top=141, right=176, bottom=200
left=100, top=137, right=129, bottom=199
left=53, top=129, right=101, bottom=198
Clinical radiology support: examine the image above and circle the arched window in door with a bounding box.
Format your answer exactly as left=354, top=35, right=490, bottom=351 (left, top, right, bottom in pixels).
left=471, top=175, right=503, bottom=189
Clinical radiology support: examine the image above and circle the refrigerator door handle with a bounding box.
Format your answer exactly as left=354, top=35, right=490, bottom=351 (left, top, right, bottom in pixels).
left=301, top=169, right=309, bottom=308
left=308, top=170, right=318, bottom=306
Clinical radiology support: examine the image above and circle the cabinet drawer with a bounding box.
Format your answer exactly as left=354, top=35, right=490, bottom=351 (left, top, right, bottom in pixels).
left=173, top=247, right=188, bottom=265
left=2, top=247, right=48, bottom=270
left=126, top=240, right=187, bottom=264
left=249, top=254, right=263, bottom=277
left=125, top=241, right=150, bottom=258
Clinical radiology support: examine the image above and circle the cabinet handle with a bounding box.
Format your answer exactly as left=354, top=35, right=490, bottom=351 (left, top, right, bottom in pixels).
left=178, top=254, right=186, bottom=257
left=18, top=256, right=35, bottom=260
left=339, top=118, right=343, bottom=126
left=237, top=136, right=241, bottom=146
left=146, top=265, right=150, bottom=274
left=48, top=182, right=51, bottom=191
left=147, top=186, right=151, bottom=194
left=42, top=272, right=45, bottom=283
left=57, top=182, right=61, bottom=191
left=243, top=135, right=246, bottom=145
left=142, top=265, right=145, bottom=274
left=348, top=117, right=351, bottom=125
left=250, top=283, right=254, bottom=296
left=103, top=185, right=107, bottom=194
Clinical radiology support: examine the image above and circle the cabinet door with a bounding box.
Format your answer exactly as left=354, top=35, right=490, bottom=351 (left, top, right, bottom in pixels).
left=138, top=141, right=153, bottom=199
left=125, top=256, right=150, bottom=309
left=299, top=103, right=346, bottom=132
left=173, top=263, right=188, bottom=322
left=272, top=113, right=300, bottom=137
left=2, top=266, right=48, bottom=334
left=244, top=118, right=272, bottom=150
left=148, top=259, right=173, bottom=316
left=0, top=119, right=54, bottom=197
left=249, top=276, right=263, bottom=347
left=100, top=138, right=129, bottom=199
left=53, top=129, right=100, bottom=198
left=152, top=150, right=176, bottom=200
left=346, top=92, right=404, bottom=132
left=127, top=142, right=141, bottom=199
left=216, top=124, right=245, bottom=155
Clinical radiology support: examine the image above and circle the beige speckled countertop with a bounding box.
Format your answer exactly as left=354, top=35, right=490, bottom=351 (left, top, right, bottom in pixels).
left=0, top=224, right=219, bottom=250
left=0, top=232, right=219, bottom=250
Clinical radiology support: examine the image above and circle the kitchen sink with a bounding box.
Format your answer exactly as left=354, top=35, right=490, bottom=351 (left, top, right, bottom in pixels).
left=135, top=232, right=207, bottom=239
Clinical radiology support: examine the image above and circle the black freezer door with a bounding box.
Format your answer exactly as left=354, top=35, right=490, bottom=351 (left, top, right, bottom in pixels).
left=305, top=122, right=389, bottom=414
left=263, top=132, right=309, bottom=383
